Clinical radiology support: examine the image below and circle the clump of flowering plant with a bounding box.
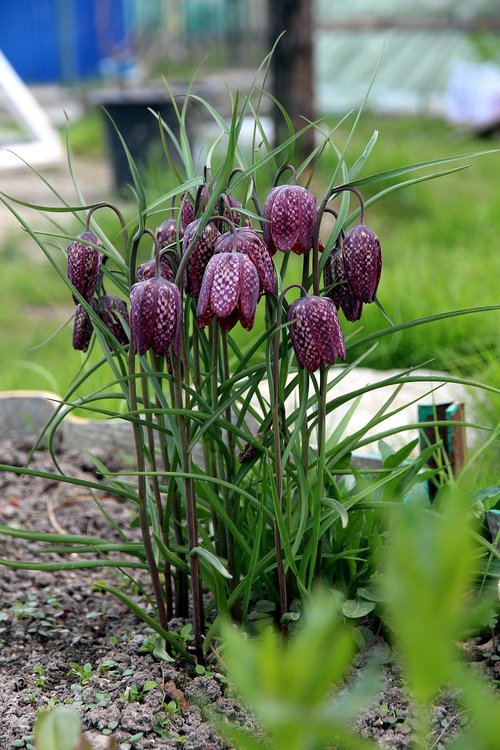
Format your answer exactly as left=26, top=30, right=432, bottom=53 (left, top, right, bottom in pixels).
left=0, top=51, right=497, bottom=666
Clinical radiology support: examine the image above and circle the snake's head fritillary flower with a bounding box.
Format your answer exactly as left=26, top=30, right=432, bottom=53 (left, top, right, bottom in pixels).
left=262, top=184, right=316, bottom=255
left=156, top=219, right=180, bottom=248
left=197, top=252, right=260, bottom=332
left=72, top=300, right=97, bottom=352
left=287, top=295, right=346, bottom=372
left=136, top=256, right=174, bottom=282
left=98, top=295, right=129, bottom=346
left=130, top=278, right=182, bottom=357
left=342, top=224, right=382, bottom=304
left=182, top=220, right=220, bottom=298
left=214, top=227, right=276, bottom=295
left=324, top=248, right=363, bottom=322
left=181, top=185, right=209, bottom=230
left=67, top=231, right=104, bottom=304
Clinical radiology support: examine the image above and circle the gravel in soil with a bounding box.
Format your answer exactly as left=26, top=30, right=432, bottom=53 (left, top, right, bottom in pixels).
left=0, top=442, right=498, bottom=749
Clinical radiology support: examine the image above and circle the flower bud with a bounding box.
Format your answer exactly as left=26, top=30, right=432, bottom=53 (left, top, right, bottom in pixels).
left=67, top=231, right=104, bottom=304
left=136, top=257, right=174, bottom=282
left=263, top=185, right=316, bottom=255
left=214, top=227, right=275, bottom=295
left=182, top=220, right=220, bottom=298
left=287, top=295, right=346, bottom=372
left=342, top=225, right=382, bottom=304
left=197, top=252, right=260, bottom=331
left=156, top=219, right=180, bottom=248
left=72, top=300, right=97, bottom=352
left=98, top=295, right=129, bottom=346
left=130, top=278, right=182, bottom=356
left=324, top=248, right=363, bottom=322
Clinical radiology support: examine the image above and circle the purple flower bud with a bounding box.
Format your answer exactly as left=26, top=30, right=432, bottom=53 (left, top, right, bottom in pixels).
left=156, top=219, right=180, bottom=248
left=324, top=248, right=363, bottom=322
left=98, top=295, right=129, bottom=346
left=214, top=227, right=276, bottom=295
left=182, top=220, right=220, bottom=298
left=215, top=193, right=251, bottom=229
left=287, top=295, right=346, bottom=372
left=342, top=225, right=382, bottom=304
left=181, top=186, right=209, bottom=230
left=67, top=231, right=104, bottom=304
left=136, top=257, right=174, bottom=282
left=180, top=198, right=195, bottom=230
left=263, top=185, right=316, bottom=255
left=72, top=301, right=96, bottom=351
left=197, top=252, right=260, bottom=332
left=130, top=278, right=182, bottom=357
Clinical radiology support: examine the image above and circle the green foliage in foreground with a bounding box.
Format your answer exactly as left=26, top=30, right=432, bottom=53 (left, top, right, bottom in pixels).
left=220, top=489, right=499, bottom=750
left=34, top=489, right=499, bottom=749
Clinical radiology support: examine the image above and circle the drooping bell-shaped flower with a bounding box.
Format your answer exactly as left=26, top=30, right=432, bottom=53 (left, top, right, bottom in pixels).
left=214, top=227, right=275, bottom=295
left=342, top=225, right=382, bottom=304
left=156, top=218, right=180, bottom=248
left=130, top=278, right=182, bottom=356
left=287, top=295, right=346, bottom=372
left=197, top=252, right=260, bottom=332
left=136, top=256, right=174, bottom=282
left=72, top=300, right=96, bottom=352
left=97, top=295, right=129, bottom=346
left=67, top=231, right=104, bottom=303
left=324, top=248, right=363, bottom=322
left=263, top=185, right=316, bottom=255
left=182, top=220, right=220, bottom=298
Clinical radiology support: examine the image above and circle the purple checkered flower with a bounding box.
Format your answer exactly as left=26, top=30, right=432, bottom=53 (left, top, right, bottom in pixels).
left=156, top=219, right=180, bottom=248
left=197, top=252, right=260, bottom=332
left=67, top=231, right=104, bottom=303
left=214, top=227, right=276, bottom=295
left=324, top=248, right=363, bottom=322
left=136, top=256, right=174, bottom=282
left=182, top=220, right=220, bottom=298
left=287, top=295, right=346, bottom=372
left=342, top=225, right=382, bottom=304
left=130, top=278, right=182, bottom=356
left=263, top=184, right=317, bottom=256
left=98, top=295, right=129, bottom=346
left=72, top=300, right=96, bottom=351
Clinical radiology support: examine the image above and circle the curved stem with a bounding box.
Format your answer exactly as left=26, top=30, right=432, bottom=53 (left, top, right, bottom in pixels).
left=143, top=227, right=162, bottom=277
left=273, top=163, right=296, bottom=187
left=327, top=185, right=365, bottom=224
left=85, top=201, right=129, bottom=247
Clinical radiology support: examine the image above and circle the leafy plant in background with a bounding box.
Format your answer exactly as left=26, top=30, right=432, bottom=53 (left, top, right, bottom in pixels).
left=0, top=48, right=498, bottom=665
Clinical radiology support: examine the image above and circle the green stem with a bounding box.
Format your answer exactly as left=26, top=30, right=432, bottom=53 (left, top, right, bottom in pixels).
left=127, top=232, right=169, bottom=632
left=140, top=364, right=172, bottom=620
left=272, top=294, right=289, bottom=629
left=173, top=355, right=205, bottom=659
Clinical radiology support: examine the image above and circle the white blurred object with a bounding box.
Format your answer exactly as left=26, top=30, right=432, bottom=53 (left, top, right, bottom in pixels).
left=0, top=50, right=63, bottom=171
left=445, top=60, right=500, bottom=127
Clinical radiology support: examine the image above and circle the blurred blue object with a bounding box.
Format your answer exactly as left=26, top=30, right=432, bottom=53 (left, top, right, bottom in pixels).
left=0, top=0, right=131, bottom=84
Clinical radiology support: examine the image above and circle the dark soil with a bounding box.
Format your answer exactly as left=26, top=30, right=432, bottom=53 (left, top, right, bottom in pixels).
left=0, top=442, right=497, bottom=750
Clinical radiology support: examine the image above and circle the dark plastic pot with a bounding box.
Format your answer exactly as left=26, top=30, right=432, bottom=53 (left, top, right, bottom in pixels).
left=91, top=88, right=186, bottom=192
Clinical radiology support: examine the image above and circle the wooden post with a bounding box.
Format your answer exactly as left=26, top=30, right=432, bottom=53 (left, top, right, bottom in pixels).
left=268, top=0, right=315, bottom=157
